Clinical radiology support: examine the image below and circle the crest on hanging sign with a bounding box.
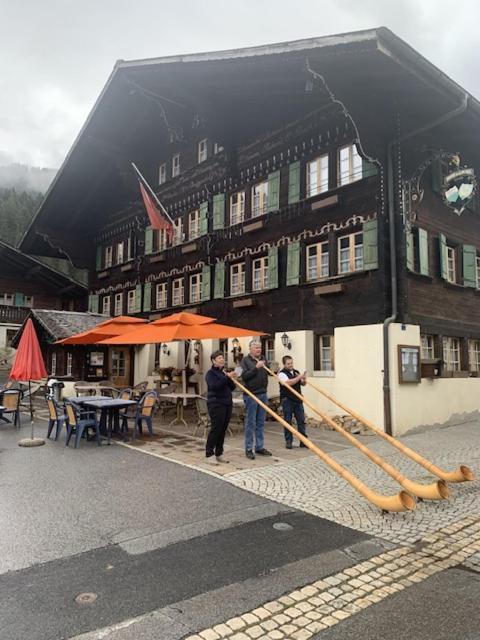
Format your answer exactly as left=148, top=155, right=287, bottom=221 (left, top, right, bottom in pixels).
left=442, top=155, right=477, bottom=215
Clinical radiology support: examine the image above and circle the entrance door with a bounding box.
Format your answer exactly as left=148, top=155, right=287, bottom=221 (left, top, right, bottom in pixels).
left=109, top=348, right=131, bottom=387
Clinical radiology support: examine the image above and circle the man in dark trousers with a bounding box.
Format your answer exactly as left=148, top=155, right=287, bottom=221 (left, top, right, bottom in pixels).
left=205, top=350, right=237, bottom=465
left=240, top=340, right=272, bottom=460
left=278, top=355, right=307, bottom=449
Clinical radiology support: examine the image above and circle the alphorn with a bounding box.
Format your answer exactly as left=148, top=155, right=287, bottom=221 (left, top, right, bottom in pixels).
left=307, top=379, right=475, bottom=484
left=264, top=366, right=448, bottom=501
left=233, top=377, right=415, bottom=513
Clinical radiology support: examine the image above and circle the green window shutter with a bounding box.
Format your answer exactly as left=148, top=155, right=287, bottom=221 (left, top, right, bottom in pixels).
left=463, top=245, right=477, bottom=288
left=439, top=234, right=448, bottom=280
left=201, top=265, right=211, bottom=301
left=406, top=230, right=414, bottom=271
left=89, top=294, right=99, bottom=314
left=268, top=246, right=279, bottom=289
left=288, top=161, right=300, bottom=204
left=362, top=219, right=378, bottom=271
left=96, top=246, right=102, bottom=270
left=144, top=226, right=153, bottom=255
left=143, top=282, right=152, bottom=312
left=134, top=284, right=142, bottom=313
left=14, top=292, right=25, bottom=306
left=213, top=194, right=225, bottom=230
left=362, top=158, right=378, bottom=179
left=214, top=261, right=225, bottom=299
left=268, top=170, right=280, bottom=212
left=418, top=228, right=429, bottom=276
left=200, top=201, right=209, bottom=236
left=286, top=241, right=300, bottom=286
left=431, top=159, right=443, bottom=194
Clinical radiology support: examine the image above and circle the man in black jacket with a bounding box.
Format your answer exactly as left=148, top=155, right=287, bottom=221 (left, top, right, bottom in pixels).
left=278, top=355, right=307, bottom=449
left=205, top=350, right=237, bottom=465
left=240, top=340, right=272, bottom=460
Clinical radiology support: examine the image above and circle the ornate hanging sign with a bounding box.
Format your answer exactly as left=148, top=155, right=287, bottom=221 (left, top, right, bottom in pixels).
left=442, top=154, right=476, bottom=215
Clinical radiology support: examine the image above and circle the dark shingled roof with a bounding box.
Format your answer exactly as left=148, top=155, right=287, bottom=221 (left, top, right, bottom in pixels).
left=29, top=309, right=109, bottom=341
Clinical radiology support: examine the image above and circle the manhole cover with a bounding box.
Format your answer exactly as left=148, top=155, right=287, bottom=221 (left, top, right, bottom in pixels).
left=75, top=592, right=98, bottom=605
left=273, top=522, right=293, bottom=531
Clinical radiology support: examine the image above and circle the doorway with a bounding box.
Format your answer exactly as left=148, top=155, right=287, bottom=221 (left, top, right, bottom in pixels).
left=109, top=348, right=131, bottom=387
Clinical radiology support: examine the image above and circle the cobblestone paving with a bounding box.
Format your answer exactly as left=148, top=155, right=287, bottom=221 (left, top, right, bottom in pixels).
left=183, top=516, right=480, bottom=640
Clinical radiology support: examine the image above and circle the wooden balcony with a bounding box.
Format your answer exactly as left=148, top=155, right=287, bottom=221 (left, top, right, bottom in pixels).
left=0, top=305, right=30, bottom=324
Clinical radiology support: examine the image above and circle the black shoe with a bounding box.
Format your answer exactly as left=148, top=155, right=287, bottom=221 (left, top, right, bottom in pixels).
left=256, top=448, right=272, bottom=456
left=299, top=440, right=308, bottom=448
left=285, top=442, right=293, bottom=449
left=246, top=449, right=255, bottom=460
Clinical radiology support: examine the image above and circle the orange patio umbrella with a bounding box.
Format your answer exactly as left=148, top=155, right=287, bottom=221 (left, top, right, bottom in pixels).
left=56, top=316, right=148, bottom=345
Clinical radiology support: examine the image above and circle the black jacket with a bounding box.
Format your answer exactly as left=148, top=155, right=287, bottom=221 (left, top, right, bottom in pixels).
left=240, top=354, right=269, bottom=394
left=205, top=366, right=236, bottom=405
left=279, top=367, right=303, bottom=403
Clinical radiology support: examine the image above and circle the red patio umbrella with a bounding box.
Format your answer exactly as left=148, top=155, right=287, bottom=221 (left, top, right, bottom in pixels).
left=9, top=318, right=48, bottom=446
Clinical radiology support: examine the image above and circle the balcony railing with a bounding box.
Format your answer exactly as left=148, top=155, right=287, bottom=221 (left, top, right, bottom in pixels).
left=0, top=305, right=30, bottom=324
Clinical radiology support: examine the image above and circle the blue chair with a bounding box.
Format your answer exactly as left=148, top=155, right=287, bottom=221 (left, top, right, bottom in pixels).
left=64, top=400, right=100, bottom=448
left=46, top=396, right=67, bottom=440
left=121, top=391, right=157, bottom=439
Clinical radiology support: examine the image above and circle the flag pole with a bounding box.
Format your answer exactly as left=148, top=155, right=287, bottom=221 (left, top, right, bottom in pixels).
left=131, top=162, right=175, bottom=225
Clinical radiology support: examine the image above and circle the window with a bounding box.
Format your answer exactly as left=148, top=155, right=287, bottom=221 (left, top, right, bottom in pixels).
left=251, top=181, right=268, bottom=218
left=0, top=293, right=14, bottom=306
left=476, top=256, right=480, bottom=289
left=159, top=163, right=167, bottom=185
left=219, top=339, right=228, bottom=361
left=420, top=334, right=435, bottom=360
left=156, top=229, right=169, bottom=252
left=190, top=273, right=202, bottom=303
left=172, top=278, right=184, bottom=306
left=114, top=292, right=123, bottom=316
left=156, top=283, right=167, bottom=309
left=443, top=337, right=460, bottom=371
left=66, top=352, right=73, bottom=377
left=468, top=339, right=480, bottom=372
left=116, top=241, right=124, bottom=265
left=263, top=338, right=275, bottom=363
left=24, top=296, right=33, bottom=307
left=230, top=191, right=245, bottom=225
left=307, top=242, right=329, bottom=281
left=338, top=144, right=362, bottom=186
left=315, top=335, right=334, bottom=371
left=188, top=209, right=200, bottom=240
left=127, top=289, right=136, bottom=314
left=102, top=296, right=111, bottom=316
left=5, top=329, right=16, bottom=348
left=446, top=246, right=456, bottom=283
left=111, top=349, right=126, bottom=378
left=198, top=139, right=208, bottom=163
left=173, top=218, right=183, bottom=246
left=172, top=153, right=180, bottom=178
left=51, top=352, right=57, bottom=376
left=230, top=262, right=246, bottom=296
left=307, top=154, right=329, bottom=197
left=104, top=246, right=113, bottom=268
left=252, top=257, right=269, bottom=292
left=214, top=142, right=224, bottom=154
left=338, top=232, right=363, bottom=274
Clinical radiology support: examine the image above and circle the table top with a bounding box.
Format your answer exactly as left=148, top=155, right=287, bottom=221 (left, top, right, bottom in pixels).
left=66, top=395, right=112, bottom=403
left=82, top=399, right=137, bottom=409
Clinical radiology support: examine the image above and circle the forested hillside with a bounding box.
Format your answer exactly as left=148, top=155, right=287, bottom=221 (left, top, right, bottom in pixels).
left=0, top=187, right=43, bottom=246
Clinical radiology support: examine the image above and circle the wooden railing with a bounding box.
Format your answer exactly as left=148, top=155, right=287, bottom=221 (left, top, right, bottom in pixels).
left=0, top=305, right=29, bottom=324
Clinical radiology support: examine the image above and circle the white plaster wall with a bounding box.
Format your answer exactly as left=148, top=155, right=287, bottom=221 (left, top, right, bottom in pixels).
left=134, top=344, right=155, bottom=386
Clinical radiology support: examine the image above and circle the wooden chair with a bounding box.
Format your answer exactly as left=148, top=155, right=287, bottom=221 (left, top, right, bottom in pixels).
left=0, top=390, right=22, bottom=427
left=131, top=381, right=148, bottom=401
left=73, top=381, right=97, bottom=397
left=121, top=391, right=157, bottom=439
left=192, top=397, right=234, bottom=438
left=64, top=400, right=100, bottom=448
left=45, top=396, right=67, bottom=440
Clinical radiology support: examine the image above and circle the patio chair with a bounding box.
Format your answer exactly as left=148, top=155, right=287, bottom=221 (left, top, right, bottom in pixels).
left=121, top=391, right=157, bottom=439
left=0, top=389, right=22, bottom=427
left=156, top=383, right=178, bottom=421
left=45, top=396, right=68, bottom=440
left=64, top=400, right=101, bottom=448
left=192, top=397, right=233, bottom=438
left=73, top=381, right=97, bottom=397
left=131, top=381, right=148, bottom=401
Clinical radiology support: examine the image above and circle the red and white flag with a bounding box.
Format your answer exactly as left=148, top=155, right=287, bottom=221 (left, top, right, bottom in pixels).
left=139, top=182, right=174, bottom=241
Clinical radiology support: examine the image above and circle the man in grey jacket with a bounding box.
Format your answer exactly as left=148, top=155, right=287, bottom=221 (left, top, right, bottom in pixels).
left=240, top=340, right=272, bottom=460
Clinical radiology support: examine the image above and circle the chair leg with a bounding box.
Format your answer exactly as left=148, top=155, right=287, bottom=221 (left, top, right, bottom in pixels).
left=145, top=417, right=153, bottom=437
left=47, top=419, right=55, bottom=439
left=66, top=426, right=73, bottom=446
left=55, top=419, right=65, bottom=441
left=75, top=425, right=85, bottom=448
left=94, top=424, right=101, bottom=446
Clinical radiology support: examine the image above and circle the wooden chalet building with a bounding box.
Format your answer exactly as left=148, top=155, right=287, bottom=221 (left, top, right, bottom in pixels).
left=20, top=29, right=480, bottom=434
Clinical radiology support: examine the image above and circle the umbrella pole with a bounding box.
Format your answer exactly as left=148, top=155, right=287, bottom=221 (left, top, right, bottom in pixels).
left=18, top=380, right=45, bottom=448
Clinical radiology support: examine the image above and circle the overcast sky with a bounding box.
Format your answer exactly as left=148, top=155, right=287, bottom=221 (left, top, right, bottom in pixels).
left=1, top=0, right=479, bottom=169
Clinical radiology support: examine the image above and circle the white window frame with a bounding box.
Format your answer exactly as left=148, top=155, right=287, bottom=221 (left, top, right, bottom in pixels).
left=114, top=292, right=123, bottom=316
left=156, top=229, right=168, bottom=252
left=264, top=338, right=275, bottom=363
left=116, top=241, right=124, bottom=265
left=230, top=262, right=246, bottom=296
left=1, top=293, right=14, bottom=306
left=446, top=245, right=456, bottom=283
left=173, top=218, right=184, bottom=246
left=338, top=232, right=363, bottom=274
left=126, top=235, right=132, bottom=261
left=338, top=144, right=362, bottom=186
left=51, top=352, right=57, bottom=376
left=251, top=181, right=268, bottom=218
left=104, top=246, right=113, bottom=269
left=127, top=289, right=136, bottom=314
left=420, top=334, right=435, bottom=360
left=172, top=153, right=180, bottom=178
left=230, top=191, right=245, bottom=225
left=172, top=278, right=184, bottom=306
left=189, top=273, right=202, bottom=303
left=443, top=337, right=460, bottom=372
left=102, top=296, right=111, bottom=316
left=188, top=209, right=200, bottom=240
left=24, top=295, right=34, bottom=307
left=159, top=162, right=167, bottom=185
left=156, top=283, right=167, bottom=309
left=316, top=335, right=334, bottom=372
left=252, top=257, right=269, bottom=292
left=468, top=339, right=480, bottom=372
left=198, top=139, right=208, bottom=163
left=306, top=242, right=329, bottom=281
left=306, top=154, right=329, bottom=197
left=66, top=352, right=73, bottom=377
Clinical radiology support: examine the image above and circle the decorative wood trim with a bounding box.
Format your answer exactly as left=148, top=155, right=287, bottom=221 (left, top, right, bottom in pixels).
left=243, top=220, right=264, bottom=233
left=120, top=263, right=133, bottom=272
left=313, top=283, right=345, bottom=296
left=149, top=253, right=167, bottom=263
left=182, top=243, right=198, bottom=254
left=233, top=298, right=255, bottom=308
left=311, top=195, right=339, bottom=211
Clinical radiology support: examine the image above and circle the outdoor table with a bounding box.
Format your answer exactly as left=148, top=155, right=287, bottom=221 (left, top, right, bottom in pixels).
left=159, top=393, right=202, bottom=427
left=66, top=396, right=136, bottom=443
